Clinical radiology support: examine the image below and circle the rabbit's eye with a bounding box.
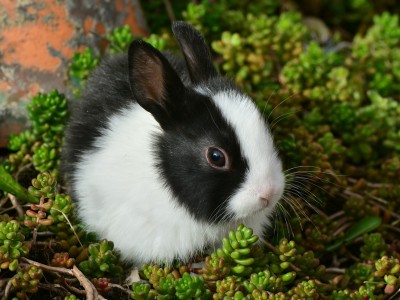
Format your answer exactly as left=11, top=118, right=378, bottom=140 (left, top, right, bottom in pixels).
left=206, top=147, right=230, bottom=170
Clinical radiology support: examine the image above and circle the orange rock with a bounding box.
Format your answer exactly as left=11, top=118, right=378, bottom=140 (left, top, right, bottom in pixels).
left=0, top=0, right=148, bottom=147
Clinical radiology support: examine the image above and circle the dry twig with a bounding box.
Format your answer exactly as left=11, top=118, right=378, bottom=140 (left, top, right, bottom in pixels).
left=21, top=257, right=105, bottom=300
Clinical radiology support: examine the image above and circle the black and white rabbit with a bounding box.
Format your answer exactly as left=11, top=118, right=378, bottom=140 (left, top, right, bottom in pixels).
left=62, top=21, right=285, bottom=264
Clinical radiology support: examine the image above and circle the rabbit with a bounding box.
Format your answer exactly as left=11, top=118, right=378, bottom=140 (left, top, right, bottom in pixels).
left=62, top=21, right=285, bottom=264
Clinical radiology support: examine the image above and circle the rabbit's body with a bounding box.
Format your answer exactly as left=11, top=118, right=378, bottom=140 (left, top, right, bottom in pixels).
left=62, top=22, right=285, bottom=264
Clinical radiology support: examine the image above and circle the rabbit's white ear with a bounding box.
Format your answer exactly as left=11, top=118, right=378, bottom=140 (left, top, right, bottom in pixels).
left=172, top=21, right=218, bottom=84
left=128, top=40, right=185, bottom=128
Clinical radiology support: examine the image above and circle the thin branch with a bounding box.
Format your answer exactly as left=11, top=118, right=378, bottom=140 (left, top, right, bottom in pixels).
left=347, top=178, right=393, bottom=189
left=2, top=276, right=14, bottom=300
left=20, top=258, right=105, bottom=300
left=163, top=0, right=176, bottom=22
left=343, top=190, right=363, bottom=200
left=325, top=267, right=346, bottom=274
left=261, top=240, right=276, bottom=252
left=109, top=283, right=132, bottom=295
left=289, top=263, right=301, bottom=272
left=367, top=197, right=400, bottom=221
left=72, top=265, right=104, bottom=300
left=52, top=208, right=83, bottom=247
left=328, top=210, right=345, bottom=221
left=64, top=281, right=87, bottom=296
left=38, top=283, right=69, bottom=297
left=9, top=194, right=24, bottom=219
left=0, top=195, right=9, bottom=209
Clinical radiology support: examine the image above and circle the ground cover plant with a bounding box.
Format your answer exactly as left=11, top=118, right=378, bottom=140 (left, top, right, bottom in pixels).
left=0, top=1, right=399, bottom=299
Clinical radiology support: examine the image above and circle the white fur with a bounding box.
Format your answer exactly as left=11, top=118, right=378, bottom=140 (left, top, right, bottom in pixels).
left=72, top=103, right=268, bottom=264
left=72, top=87, right=285, bottom=264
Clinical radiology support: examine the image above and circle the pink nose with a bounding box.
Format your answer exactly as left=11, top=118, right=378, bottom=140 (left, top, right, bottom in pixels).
left=258, top=188, right=275, bottom=206
left=259, top=196, right=269, bottom=206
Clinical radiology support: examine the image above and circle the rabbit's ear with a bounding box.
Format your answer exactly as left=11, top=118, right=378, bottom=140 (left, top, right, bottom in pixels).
left=128, top=40, right=185, bottom=128
left=172, top=21, right=218, bottom=84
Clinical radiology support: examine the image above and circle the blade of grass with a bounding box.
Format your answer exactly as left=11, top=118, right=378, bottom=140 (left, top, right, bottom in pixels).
left=0, top=165, right=38, bottom=203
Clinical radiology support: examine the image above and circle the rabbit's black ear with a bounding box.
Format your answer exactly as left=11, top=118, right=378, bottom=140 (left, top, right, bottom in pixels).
left=172, top=21, right=218, bottom=84
left=128, top=40, right=185, bottom=128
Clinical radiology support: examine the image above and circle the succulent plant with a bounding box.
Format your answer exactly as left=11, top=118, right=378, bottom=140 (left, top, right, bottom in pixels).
left=213, top=276, right=241, bottom=299
left=107, top=24, right=135, bottom=54
left=131, top=282, right=158, bottom=300
left=11, top=265, right=43, bottom=297
left=24, top=196, right=54, bottom=228
left=68, top=48, right=100, bottom=87
left=360, top=233, right=389, bottom=261
left=175, top=272, right=211, bottom=300
left=6, top=90, right=68, bottom=175
left=202, top=253, right=231, bottom=285
left=28, top=172, right=57, bottom=200
left=243, top=270, right=285, bottom=294
left=287, top=280, right=318, bottom=299
left=8, top=130, right=36, bottom=153
left=27, top=90, right=69, bottom=137
left=78, top=239, right=124, bottom=278
left=50, top=252, right=75, bottom=268
left=32, top=142, right=60, bottom=173
left=92, top=277, right=111, bottom=293
left=0, top=220, right=30, bottom=271
left=214, top=224, right=261, bottom=276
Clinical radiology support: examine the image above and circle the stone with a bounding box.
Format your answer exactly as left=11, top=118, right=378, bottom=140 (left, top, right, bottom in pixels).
left=0, top=0, right=148, bottom=147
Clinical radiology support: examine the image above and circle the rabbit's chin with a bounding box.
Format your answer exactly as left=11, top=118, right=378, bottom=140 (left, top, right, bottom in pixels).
left=80, top=194, right=271, bottom=265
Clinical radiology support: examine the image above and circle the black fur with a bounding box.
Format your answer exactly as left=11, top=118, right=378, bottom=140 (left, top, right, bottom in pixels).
left=154, top=86, right=248, bottom=222
left=62, top=54, right=133, bottom=179
left=62, top=22, right=249, bottom=223
left=172, top=21, right=218, bottom=84
left=61, top=51, right=189, bottom=178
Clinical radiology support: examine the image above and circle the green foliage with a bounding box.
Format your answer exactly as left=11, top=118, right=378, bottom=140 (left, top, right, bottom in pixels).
left=0, top=220, right=30, bottom=271
left=213, top=276, right=240, bottom=299
left=0, top=165, right=37, bottom=203
left=130, top=224, right=400, bottom=299
left=287, top=280, right=318, bottom=299
left=32, top=142, right=58, bottom=173
left=131, top=225, right=328, bottom=298
left=11, top=265, right=43, bottom=298
left=326, top=216, right=382, bottom=251
left=68, top=48, right=100, bottom=97
left=6, top=90, right=68, bottom=176
left=131, top=282, right=157, bottom=300
left=183, top=0, right=280, bottom=42
left=132, top=268, right=212, bottom=300
left=1, top=1, right=400, bottom=299
left=352, top=13, right=400, bottom=95
left=175, top=273, right=211, bottom=299
left=281, top=41, right=346, bottom=98
left=27, top=90, right=69, bottom=136
left=78, top=239, right=124, bottom=278
left=360, top=233, right=389, bottom=261
left=28, top=172, right=57, bottom=200
left=108, top=24, right=135, bottom=54
left=49, top=193, right=75, bottom=224
left=212, top=12, right=308, bottom=92
left=215, top=224, right=260, bottom=276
